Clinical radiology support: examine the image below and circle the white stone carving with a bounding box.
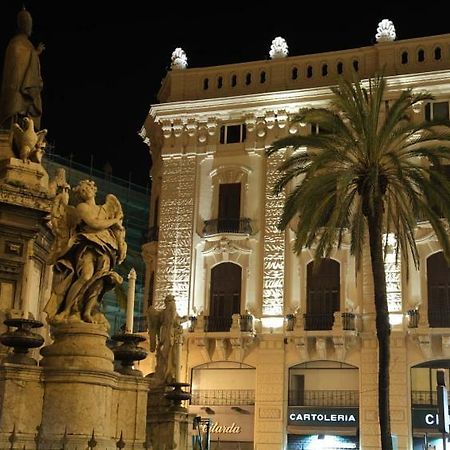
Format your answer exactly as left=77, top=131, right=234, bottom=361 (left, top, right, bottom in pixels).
left=262, top=152, right=285, bottom=315
left=170, top=47, right=188, bottom=69
left=269, top=37, right=289, bottom=59
left=375, top=19, right=396, bottom=43
left=154, top=157, right=196, bottom=314
left=185, top=120, right=198, bottom=137
left=276, top=110, right=288, bottom=129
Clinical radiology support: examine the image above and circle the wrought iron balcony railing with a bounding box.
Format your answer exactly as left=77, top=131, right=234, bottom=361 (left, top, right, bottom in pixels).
left=288, top=389, right=359, bottom=407
left=411, top=390, right=439, bottom=406
left=202, top=218, right=252, bottom=237
left=191, top=389, right=255, bottom=406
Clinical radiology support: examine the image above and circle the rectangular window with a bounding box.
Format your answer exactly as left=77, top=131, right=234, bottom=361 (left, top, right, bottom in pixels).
left=425, top=101, right=449, bottom=121
left=219, top=124, right=246, bottom=144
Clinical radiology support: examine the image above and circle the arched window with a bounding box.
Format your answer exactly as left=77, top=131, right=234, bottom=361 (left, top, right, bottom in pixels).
left=306, top=65, right=313, bottom=78
left=245, top=72, right=252, bottom=85
left=321, top=64, right=328, bottom=77
left=260, top=71, right=266, bottom=83
left=352, top=60, right=359, bottom=72
left=337, top=62, right=343, bottom=75
left=435, top=47, right=442, bottom=60
left=217, top=76, right=223, bottom=89
left=305, top=259, right=340, bottom=330
left=231, top=74, right=237, bottom=87
left=203, top=78, right=209, bottom=90
left=401, top=51, right=408, bottom=64
left=418, top=49, right=425, bottom=62
left=427, top=252, right=450, bottom=327
left=291, top=67, right=298, bottom=80
left=208, top=263, right=242, bottom=331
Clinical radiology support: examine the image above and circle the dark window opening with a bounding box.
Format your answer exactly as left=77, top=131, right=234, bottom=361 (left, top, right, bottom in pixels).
left=231, top=74, right=237, bottom=87
left=337, top=62, right=343, bottom=74
left=435, top=47, right=442, bottom=60
left=260, top=71, right=266, bottom=83
left=245, top=73, right=252, bottom=85
left=219, top=124, right=246, bottom=144
left=306, top=65, right=313, bottom=78
left=217, top=76, right=223, bottom=89
left=305, top=259, right=340, bottom=330
left=209, top=263, right=242, bottom=332
left=418, top=49, right=425, bottom=62
left=292, top=67, right=298, bottom=80
left=203, top=78, right=209, bottom=90
left=352, top=60, right=359, bottom=72
left=321, top=64, right=328, bottom=77
left=401, top=51, right=408, bottom=64
left=427, top=252, right=450, bottom=327
left=425, top=101, right=449, bottom=121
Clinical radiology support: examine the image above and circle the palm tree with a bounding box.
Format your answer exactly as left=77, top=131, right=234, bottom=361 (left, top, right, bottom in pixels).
left=267, top=74, right=450, bottom=450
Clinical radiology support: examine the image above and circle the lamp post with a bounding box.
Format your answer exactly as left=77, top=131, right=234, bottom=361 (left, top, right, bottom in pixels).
left=437, top=369, right=449, bottom=450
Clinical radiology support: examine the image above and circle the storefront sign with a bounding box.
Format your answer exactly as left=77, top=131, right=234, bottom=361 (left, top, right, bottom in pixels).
left=412, top=408, right=450, bottom=430
left=288, top=407, right=359, bottom=427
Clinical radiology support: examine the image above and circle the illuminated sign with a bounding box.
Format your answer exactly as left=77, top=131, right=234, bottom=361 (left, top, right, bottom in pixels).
left=288, top=408, right=359, bottom=427
left=412, top=408, right=450, bottom=429
left=200, top=422, right=241, bottom=434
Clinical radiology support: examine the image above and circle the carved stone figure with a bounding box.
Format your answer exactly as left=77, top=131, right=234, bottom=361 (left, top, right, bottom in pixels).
left=269, top=36, right=289, bottom=59
left=45, top=179, right=127, bottom=326
left=148, top=294, right=183, bottom=385
left=376, top=19, right=396, bottom=43
left=170, top=48, right=188, bottom=70
left=0, top=8, right=45, bottom=130
left=12, top=117, right=47, bottom=163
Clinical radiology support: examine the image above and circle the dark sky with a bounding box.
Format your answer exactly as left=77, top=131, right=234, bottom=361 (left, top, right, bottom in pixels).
left=0, top=2, right=449, bottom=186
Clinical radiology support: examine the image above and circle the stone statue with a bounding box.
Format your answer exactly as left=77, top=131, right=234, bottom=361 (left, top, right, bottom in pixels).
left=45, top=179, right=127, bottom=326
left=12, top=117, right=47, bottom=162
left=147, top=295, right=183, bottom=385
left=0, top=8, right=45, bottom=130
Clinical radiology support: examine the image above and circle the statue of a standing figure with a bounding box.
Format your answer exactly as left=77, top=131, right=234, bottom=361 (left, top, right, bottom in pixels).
left=0, top=8, right=45, bottom=130
left=45, top=179, right=127, bottom=326
left=147, top=295, right=184, bottom=385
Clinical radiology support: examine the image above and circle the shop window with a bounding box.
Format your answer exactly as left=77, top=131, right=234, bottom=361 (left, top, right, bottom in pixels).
left=305, top=259, right=340, bottom=330
left=425, top=101, right=449, bottom=121
left=219, top=124, right=246, bottom=144
left=208, top=263, right=242, bottom=331
left=427, top=252, right=450, bottom=327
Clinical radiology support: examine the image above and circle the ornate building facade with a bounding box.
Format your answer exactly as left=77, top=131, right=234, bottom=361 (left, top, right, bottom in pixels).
left=141, top=28, right=450, bottom=450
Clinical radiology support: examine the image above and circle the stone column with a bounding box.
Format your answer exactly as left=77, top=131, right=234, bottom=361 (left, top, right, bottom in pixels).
left=254, top=337, right=285, bottom=449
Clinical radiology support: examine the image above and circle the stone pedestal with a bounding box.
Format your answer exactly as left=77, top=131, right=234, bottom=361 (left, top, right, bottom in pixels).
left=0, top=364, right=43, bottom=449
left=147, top=384, right=192, bottom=450
left=38, top=322, right=149, bottom=449
left=0, top=157, right=49, bottom=192
left=40, top=323, right=117, bottom=448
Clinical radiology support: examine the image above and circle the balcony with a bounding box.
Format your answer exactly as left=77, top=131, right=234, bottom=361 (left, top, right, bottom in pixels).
left=191, top=389, right=255, bottom=406
left=202, top=218, right=252, bottom=237
left=411, top=390, right=438, bottom=407
left=288, top=389, right=359, bottom=407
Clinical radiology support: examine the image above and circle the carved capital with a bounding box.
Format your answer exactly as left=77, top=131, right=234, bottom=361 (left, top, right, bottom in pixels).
left=161, top=120, right=172, bottom=139
left=276, top=110, right=288, bottom=129
left=185, top=119, right=198, bottom=137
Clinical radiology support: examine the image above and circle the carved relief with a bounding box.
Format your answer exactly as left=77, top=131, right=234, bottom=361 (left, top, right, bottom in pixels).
left=262, top=152, right=285, bottom=315
left=154, top=156, right=196, bottom=314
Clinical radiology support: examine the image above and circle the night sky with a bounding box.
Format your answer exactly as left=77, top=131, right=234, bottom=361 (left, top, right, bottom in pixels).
left=0, top=2, right=449, bottom=186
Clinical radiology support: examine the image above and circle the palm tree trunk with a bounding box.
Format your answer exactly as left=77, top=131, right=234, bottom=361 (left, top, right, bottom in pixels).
left=367, top=200, right=392, bottom=450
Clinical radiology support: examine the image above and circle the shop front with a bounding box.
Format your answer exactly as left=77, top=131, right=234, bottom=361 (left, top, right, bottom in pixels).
left=287, top=407, right=359, bottom=449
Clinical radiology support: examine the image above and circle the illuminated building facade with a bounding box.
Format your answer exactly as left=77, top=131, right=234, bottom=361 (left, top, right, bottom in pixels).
left=141, top=29, right=450, bottom=449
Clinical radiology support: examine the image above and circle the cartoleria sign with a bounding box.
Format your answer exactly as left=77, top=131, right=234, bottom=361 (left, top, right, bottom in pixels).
left=288, top=407, right=359, bottom=427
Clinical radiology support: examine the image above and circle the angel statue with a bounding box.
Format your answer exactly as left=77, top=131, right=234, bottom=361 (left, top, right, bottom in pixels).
left=45, top=179, right=127, bottom=326
left=147, top=295, right=184, bottom=385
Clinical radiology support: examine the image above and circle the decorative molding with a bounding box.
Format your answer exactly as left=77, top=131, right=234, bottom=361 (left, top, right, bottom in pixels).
left=262, top=152, right=285, bottom=315
left=154, top=156, right=196, bottom=315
